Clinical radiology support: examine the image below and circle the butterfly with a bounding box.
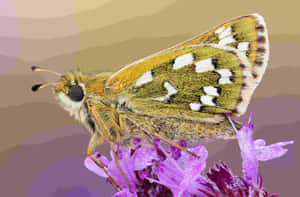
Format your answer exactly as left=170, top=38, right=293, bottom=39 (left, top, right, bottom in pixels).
left=32, top=13, right=269, bottom=159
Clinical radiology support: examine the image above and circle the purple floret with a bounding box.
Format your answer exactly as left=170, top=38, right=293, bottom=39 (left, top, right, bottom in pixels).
left=227, top=113, right=293, bottom=185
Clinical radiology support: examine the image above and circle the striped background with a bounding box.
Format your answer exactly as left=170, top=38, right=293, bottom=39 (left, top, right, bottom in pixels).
left=0, top=0, right=299, bottom=196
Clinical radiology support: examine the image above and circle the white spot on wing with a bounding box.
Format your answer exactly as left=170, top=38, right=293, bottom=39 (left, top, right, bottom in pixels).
left=152, top=82, right=178, bottom=102
left=219, top=77, right=232, bottom=84
left=215, top=26, right=225, bottom=34
left=152, top=97, right=168, bottom=102
left=215, top=26, right=236, bottom=45
left=216, top=69, right=232, bottom=84
left=118, top=97, right=126, bottom=105
left=164, top=81, right=178, bottom=95
left=173, top=53, right=194, bottom=70
left=219, top=27, right=232, bottom=39
left=136, top=71, right=153, bottom=86
left=238, top=42, right=249, bottom=51
left=200, top=95, right=216, bottom=106
left=189, top=103, right=202, bottom=111
left=218, top=36, right=235, bottom=45
left=203, top=86, right=219, bottom=96
left=195, top=58, right=215, bottom=73
left=216, top=69, right=232, bottom=77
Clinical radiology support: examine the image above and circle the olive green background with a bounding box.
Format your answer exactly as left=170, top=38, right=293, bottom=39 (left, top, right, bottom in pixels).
left=0, top=0, right=298, bottom=196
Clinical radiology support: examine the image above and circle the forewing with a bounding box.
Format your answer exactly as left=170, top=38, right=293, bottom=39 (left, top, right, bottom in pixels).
left=106, top=13, right=269, bottom=93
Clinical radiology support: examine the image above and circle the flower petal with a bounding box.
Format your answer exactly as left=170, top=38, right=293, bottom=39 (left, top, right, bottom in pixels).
left=236, top=123, right=259, bottom=184
left=155, top=144, right=208, bottom=196
left=180, top=145, right=208, bottom=186
left=132, top=147, right=158, bottom=170
left=84, top=153, right=109, bottom=178
left=255, top=140, right=294, bottom=161
left=108, top=149, right=137, bottom=191
left=254, top=139, right=266, bottom=147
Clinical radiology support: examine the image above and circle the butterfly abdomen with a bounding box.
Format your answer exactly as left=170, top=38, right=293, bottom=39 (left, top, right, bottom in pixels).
left=119, top=113, right=236, bottom=147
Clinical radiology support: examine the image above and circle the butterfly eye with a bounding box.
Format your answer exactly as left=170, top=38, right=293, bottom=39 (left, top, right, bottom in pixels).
left=68, top=85, right=84, bottom=102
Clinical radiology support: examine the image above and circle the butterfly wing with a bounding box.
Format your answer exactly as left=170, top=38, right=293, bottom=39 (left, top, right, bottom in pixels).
left=106, top=13, right=268, bottom=92
left=105, top=13, right=269, bottom=121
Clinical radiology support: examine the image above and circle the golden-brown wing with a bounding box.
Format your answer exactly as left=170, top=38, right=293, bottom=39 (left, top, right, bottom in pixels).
left=106, top=13, right=269, bottom=94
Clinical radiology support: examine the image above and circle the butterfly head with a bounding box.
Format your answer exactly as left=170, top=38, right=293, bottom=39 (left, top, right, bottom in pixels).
left=31, top=66, right=92, bottom=116
left=54, top=71, right=87, bottom=114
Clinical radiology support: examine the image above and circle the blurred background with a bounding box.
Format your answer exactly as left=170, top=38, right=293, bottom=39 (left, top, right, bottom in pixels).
left=0, top=0, right=298, bottom=196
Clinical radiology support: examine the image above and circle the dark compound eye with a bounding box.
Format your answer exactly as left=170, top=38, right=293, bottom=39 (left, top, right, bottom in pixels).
left=68, top=85, right=84, bottom=102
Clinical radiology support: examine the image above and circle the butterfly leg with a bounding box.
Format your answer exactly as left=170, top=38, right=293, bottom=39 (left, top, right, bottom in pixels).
left=119, top=113, right=200, bottom=158
left=108, top=141, right=133, bottom=193
left=86, top=103, right=133, bottom=192
left=87, top=132, right=122, bottom=192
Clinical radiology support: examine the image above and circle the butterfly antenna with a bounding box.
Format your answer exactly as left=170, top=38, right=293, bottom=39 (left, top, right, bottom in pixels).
left=31, top=66, right=61, bottom=76
left=32, top=83, right=57, bottom=92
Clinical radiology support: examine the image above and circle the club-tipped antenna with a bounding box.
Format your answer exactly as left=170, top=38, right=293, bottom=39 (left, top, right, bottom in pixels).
left=32, top=82, right=56, bottom=92
left=31, top=66, right=61, bottom=76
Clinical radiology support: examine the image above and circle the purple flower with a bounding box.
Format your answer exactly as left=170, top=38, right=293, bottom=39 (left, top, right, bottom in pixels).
left=205, top=162, right=280, bottom=197
left=205, top=113, right=293, bottom=197
left=147, top=142, right=210, bottom=197
left=84, top=140, right=173, bottom=196
left=227, top=113, right=294, bottom=186
left=84, top=113, right=293, bottom=197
